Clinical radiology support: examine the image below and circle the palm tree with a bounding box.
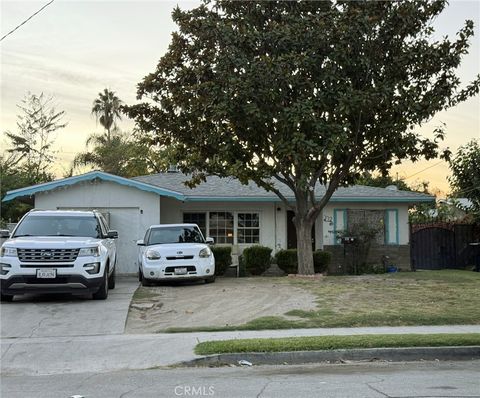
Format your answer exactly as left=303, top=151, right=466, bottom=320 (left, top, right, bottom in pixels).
left=91, top=89, right=122, bottom=141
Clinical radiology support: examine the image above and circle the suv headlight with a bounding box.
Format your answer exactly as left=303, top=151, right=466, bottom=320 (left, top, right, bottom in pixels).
left=146, top=249, right=161, bottom=260
left=199, top=247, right=211, bottom=258
left=78, top=247, right=100, bottom=257
left=0, top=247, right=17, bottom=257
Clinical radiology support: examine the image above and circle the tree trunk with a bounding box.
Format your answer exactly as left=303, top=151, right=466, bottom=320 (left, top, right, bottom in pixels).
left=295, top=217, right=315, bottom=275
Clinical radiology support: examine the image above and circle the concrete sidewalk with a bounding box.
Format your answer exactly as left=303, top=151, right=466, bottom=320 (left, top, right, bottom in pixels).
left=2, top=325, right=479, bottom=376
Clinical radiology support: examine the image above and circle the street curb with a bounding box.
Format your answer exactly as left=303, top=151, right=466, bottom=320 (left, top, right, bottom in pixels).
left=181, top=346, right=480, bottom=367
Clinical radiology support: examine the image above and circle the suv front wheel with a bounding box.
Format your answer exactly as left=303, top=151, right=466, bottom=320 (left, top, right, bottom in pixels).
left=93, top=269, right=109, bottom=300
left=108, top=265, right=116, bottom=289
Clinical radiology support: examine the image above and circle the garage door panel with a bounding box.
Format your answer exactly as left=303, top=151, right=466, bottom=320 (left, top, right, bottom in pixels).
left=57, top=207, right=140, bottom=274
left=108, top=208, right=139, bottom=274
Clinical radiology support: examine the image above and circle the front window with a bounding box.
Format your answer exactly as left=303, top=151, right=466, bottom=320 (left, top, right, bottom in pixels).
left=13, top=215, right=102, bottom=238
left=237, top=213, right=260, bottom=243
left=183, top=213, right=207, bottom=237
left=147, top=226, right=205, bottom=245
left=209, top=212, right=234, bottom=244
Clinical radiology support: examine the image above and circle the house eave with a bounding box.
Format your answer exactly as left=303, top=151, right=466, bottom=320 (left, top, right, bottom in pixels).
left=2, top=171, right=185, bottom=203
left=183, top=196, right=435, bottom=203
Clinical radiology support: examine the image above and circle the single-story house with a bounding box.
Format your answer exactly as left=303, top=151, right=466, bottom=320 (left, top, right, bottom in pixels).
left=3, top=171, right=434, bottom=274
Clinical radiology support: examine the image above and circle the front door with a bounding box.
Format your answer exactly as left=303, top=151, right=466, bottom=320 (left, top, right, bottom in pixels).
left=287, top=210, right=315, bottom=250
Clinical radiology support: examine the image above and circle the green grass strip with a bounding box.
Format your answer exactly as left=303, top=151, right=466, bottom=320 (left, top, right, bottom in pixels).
left=194, top=333, right=480, bottom=355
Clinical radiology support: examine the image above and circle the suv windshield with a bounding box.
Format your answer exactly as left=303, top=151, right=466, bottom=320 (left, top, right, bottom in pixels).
left=148, top=226, right=204, bottom=245
left=13, top=215, right=102, bottom=238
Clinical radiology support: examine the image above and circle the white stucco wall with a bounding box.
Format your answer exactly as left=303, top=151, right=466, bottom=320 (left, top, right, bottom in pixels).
left=160, top=198, right=287, bottom=252
left=35, top=180, right=161, bottom=273
left=161, top=198, right=410, bottom=252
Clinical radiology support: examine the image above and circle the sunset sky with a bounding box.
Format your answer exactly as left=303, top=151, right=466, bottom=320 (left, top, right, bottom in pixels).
left=1, top=0, right=479, bottom=196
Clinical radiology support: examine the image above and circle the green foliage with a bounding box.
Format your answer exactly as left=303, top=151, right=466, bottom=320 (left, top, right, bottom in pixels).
left=337, top=224, right=382, bottom=275
left=409, top=201, right=463, bottom=224
left=211, top=246, right=232, bottom=276
left=357, top=263, right=386, bottom=274
left=75, top=89, right=165, bottom=177
left=355, top=172, right=412, bottom=191
left=1, top=93, right=66, bottom=223
left=91, top=89, right=123, bottom=139
left=313, top=250, right=332, bottom=273
left=195, top=333, right=480, bottom=355
left=449, top=139, right=480, bottom=215
left=275, top=249, right=299, bottom=274
left=242, top=246, right=272, bottom=275
left=3, top=93, right=65, bottom=184
left=126, top=0, right=479, bottom=275
left=275, top=249, right=331, bottom=274
left=74, top=132, right=151, bottom=177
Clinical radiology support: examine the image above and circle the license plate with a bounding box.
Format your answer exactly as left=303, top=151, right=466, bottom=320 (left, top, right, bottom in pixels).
left=36, top=269, right=56, bottom=279
left=174, top=267, right=187, bottom=275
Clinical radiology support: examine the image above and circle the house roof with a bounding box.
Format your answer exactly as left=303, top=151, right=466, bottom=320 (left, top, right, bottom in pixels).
left=133, top=173, right=435, bottom=203
left=3, top=170, right=435, bottom=204
left=2, top=171, right=185, bottom=202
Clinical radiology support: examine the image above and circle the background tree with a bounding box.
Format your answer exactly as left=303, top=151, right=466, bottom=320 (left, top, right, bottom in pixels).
left=1, top=92, right=67, bottom=223
left=448, top=139, right=480, bottom=212
left=76, top=88, right=169, bottom=176
left=355, top=172, right=412, bottom=192
left=91, top=88, right=123, bottom=142
left=126, top=0, right=480, bottom=274
left=4, top=92, right=66, bottom=185
left=74, top=131, right=152, bottom=177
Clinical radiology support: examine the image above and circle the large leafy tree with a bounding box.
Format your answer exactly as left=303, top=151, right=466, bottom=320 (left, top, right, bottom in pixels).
left=126, top=0, right=480, bottom=274
left=449, top=139, right=480, bottom=212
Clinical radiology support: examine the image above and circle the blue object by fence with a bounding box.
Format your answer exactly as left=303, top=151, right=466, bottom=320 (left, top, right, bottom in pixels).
left=387, top=266, right=398, bottom=273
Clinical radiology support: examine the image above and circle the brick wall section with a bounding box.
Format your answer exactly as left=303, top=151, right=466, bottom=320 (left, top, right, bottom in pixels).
left=323, top=244, right=411, bottom=274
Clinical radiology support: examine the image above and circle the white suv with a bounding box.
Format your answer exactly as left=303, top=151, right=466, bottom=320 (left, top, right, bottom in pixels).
left=0, top=210, right=118, bottom=301
left=137, top=224, right=215, bottom=285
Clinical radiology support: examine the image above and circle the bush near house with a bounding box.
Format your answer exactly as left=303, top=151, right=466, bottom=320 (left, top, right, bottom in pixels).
left=242, top=246, right=272, bottom=275
left=313, top=250, right=332, bottom=273
left=275, top=249, right=298, bottom=274
left=211, top=246, right=232, bottom=276
left=276, top=249, right=332, bottom=274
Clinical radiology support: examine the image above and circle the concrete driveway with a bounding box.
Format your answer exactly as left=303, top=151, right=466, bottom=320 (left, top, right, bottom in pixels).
left=1, top=276, right=138, bottom=338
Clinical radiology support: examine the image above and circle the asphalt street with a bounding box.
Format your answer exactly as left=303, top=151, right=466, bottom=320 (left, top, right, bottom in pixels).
left=2, top=361, right=480, bottom=398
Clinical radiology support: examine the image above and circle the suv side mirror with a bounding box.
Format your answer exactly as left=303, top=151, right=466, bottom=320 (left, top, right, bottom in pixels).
left=0, top=230, right=10, bottom=239
left=136, top=239, right=145, bottom=246
left=107, top=230, right=118, bottom=239
left=205, top=237, right=214, bottom=245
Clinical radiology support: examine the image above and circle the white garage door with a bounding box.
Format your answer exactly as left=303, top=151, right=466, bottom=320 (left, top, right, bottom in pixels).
left=107, top=208, right=140, bottom=274
left=57, top=207, right=140, bottom=274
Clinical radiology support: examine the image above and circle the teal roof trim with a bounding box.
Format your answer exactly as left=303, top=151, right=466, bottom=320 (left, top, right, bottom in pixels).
left=2, top=171, right=185, bottom=202
left=183, top=196, right=435, bottom=203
